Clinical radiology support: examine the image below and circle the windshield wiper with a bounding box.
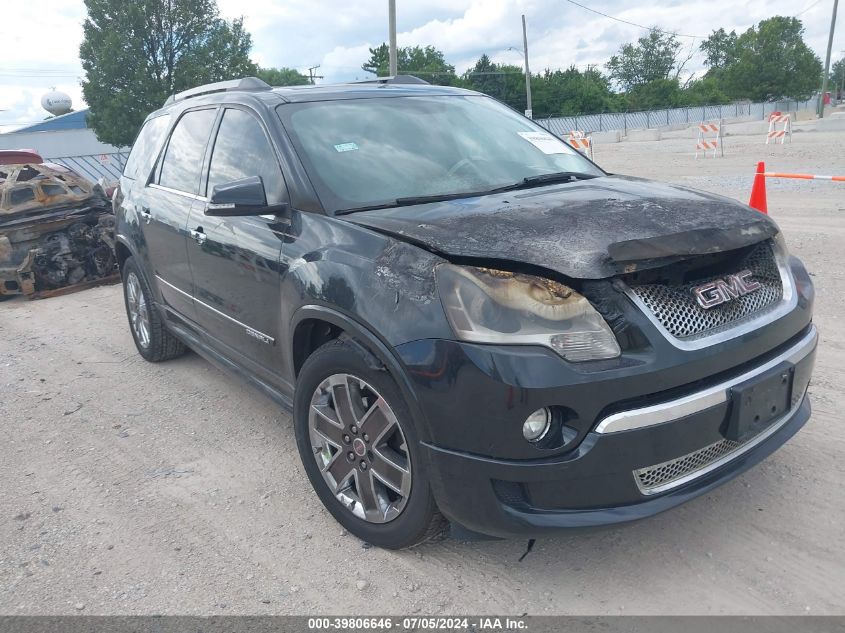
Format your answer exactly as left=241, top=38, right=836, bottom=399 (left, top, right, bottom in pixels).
left=335, top=187, right=512, bottom=215
left=334, top=172, right=599, bottom=216
left=394, top=172, right=600, bottom=203
left=517, top=171, right=599, bottom=186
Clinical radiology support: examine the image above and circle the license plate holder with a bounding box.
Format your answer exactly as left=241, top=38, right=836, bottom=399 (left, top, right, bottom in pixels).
left=726, top=365, right=793, bottom=442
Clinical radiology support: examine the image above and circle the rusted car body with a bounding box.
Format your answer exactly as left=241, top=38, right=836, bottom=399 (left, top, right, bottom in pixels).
left=0, top=161, right=116, bottom=298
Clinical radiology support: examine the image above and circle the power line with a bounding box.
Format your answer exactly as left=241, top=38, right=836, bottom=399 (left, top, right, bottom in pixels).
left=562, top=0, right=829, bottom=38
left=0, top=69, right=81, bottom=73
left=0, top=67, right=82, bottom=75
left=0, top=75, right=80, bottom=79
left=794, top=0, right=825, bottom=16
left=560, top=0, right=706, bottom=38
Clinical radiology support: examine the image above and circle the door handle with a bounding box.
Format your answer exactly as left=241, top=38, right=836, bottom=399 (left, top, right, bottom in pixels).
left=190, top=227, right=207, bottom=245
left=139, top=206, right=151, bottom=224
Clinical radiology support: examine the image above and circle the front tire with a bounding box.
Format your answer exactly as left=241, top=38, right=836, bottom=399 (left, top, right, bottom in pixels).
left=294, top=337, right=445, bottom=549
left=121, top=256, right=185, bottom=362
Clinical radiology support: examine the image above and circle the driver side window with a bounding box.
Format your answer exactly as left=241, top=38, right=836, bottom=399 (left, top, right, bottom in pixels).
left=206, top=108, right=285, bottom=205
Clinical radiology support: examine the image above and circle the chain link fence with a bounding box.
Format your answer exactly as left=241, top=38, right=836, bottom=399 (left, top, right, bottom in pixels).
left=539, top=97, right=818, bottom=136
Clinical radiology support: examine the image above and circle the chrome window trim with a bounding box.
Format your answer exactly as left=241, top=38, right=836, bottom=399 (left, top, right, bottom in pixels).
left=621, top=245, right=796, bottom=351
left=594, top=326, right=817, bottom=434
left=154, top=274, right=275, bottom=345
left=148, top=182, right=207, bottom=202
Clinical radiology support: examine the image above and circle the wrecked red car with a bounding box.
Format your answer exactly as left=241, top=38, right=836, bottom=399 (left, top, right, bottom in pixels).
left=0, top=158, right=116, bottom=298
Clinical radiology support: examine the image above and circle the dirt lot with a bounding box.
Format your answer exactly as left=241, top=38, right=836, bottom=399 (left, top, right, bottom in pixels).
left=1, top=123, right=844, bottom=616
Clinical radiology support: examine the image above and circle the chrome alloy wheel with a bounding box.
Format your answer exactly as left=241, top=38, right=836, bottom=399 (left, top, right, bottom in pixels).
left=308, top=373, right=412, bottom=523
left=125, top=271, right=151, bottom=349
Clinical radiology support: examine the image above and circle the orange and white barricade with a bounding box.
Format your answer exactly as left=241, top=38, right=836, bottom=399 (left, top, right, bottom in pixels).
left=695, top=121, right=722, bottom=158
left=748, top=161, right=844, bottom=214
left=766, top=114, right=792, bottom=145
left=567, top=131, right=593, bottom=159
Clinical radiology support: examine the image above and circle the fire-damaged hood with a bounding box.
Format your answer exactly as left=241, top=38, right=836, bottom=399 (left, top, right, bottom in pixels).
left=344, top=175, right=779, bottom=280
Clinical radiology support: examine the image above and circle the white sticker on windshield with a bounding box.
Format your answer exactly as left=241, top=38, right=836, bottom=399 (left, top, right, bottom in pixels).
left=517, top=131, right=568, bottom=154
left=334, top=142, right=359, bottom=152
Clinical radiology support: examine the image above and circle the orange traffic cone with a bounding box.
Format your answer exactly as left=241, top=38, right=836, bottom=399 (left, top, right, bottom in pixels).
left=749, top=161, right=768, bottom=214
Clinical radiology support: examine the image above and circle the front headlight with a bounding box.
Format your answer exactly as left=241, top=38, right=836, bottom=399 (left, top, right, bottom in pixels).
left=435, top=264, right=621, bottom=362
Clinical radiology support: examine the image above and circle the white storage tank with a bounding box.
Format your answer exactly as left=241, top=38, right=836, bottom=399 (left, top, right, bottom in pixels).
left=41, top=90, right=73, bottom=116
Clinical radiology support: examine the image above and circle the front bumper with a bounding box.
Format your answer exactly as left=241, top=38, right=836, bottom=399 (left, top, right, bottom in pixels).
left=402, top=326, right=817, bottom=538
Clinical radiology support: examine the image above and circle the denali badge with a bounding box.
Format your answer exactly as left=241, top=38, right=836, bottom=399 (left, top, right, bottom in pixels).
left=245, top=326, right=274, bottom=345
left=693, top=270, right=761, bottom=309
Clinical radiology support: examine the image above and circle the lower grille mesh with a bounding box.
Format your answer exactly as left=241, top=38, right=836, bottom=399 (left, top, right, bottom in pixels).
left=630, top=242, right=783, bottom=339
left=634, top=363, right=812, bottom=495
left=634, top=439, right=742, bottom=492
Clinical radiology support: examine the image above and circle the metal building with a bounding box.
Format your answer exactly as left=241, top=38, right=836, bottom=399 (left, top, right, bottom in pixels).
left=0, top=108, right=127, bottom=184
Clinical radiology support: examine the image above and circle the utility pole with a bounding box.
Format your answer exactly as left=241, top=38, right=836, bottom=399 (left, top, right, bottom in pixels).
left=818, top=0, right=839, bottom=117
left=388, top=0, right=398, bottom=76
left=521, top=14, right=532, bottom=118
left=307, top=65, right=324, bottom=85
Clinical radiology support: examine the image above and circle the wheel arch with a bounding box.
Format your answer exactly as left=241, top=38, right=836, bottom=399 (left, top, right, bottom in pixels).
left=114, top=234, right=165, bottom=305
left=290, top=305, right=433, bottom=443
left=115, top=239, right=132, bottom=272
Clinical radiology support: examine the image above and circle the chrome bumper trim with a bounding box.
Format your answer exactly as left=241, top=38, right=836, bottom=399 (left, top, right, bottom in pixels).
left=634, top=385, right=808, bottom=495
left=595, top=326, right=817, bottom=434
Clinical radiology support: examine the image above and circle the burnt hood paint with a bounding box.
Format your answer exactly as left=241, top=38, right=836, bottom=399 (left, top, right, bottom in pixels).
left=343, top=175, right=779, bottom=280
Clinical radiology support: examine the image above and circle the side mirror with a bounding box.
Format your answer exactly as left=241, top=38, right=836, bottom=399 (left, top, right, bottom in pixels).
left=205, top=176, right=287, bottom=216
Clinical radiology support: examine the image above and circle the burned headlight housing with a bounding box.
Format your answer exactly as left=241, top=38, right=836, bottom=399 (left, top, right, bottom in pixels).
left=435, top=264, right=621, bottom=362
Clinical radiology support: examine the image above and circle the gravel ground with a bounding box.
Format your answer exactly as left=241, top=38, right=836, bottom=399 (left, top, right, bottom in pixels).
left=1, top=123, right=844, bottom=616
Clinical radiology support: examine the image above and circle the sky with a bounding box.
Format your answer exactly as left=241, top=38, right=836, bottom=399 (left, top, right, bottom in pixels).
left=0, top=0, right=842, bottom=131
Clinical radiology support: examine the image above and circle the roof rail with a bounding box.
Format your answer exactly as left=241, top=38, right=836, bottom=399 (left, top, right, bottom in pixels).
left=351, top=75, right=430, bottom=85
left=163, top=77, right=272, bottom=107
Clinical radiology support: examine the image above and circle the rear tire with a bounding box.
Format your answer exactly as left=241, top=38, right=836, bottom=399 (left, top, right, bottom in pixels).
left=294, top=337, right=446, bottom=549
left=121, top=256, right=185, bottom=362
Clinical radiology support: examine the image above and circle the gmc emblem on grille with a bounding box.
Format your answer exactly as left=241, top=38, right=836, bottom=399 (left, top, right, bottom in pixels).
left=692, top=270, right=761, bottom=309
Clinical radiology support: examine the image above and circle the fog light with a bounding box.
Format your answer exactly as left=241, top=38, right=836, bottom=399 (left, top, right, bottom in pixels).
left=523, top=408, right=551, bottom=442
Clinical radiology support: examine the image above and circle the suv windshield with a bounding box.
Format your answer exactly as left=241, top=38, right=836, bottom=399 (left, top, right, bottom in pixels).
left=276, top=95, right=603, bottom=214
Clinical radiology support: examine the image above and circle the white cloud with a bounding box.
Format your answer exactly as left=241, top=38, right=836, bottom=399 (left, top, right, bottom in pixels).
left=0, top=0, right=85, bottom=130
left=0, top=0, right=842, bottom=128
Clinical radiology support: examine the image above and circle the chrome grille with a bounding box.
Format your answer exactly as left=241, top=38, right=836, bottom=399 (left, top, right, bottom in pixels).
left=635, top=438, right=741, bottom=492
left=630, top=242, right=783, bottom=339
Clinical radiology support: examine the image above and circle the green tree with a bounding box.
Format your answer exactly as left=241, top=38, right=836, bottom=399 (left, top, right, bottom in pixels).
left=606, top=30, right=687, bottom=91
left=827, top=58, right=844, bottom=92
left=462, top=54, right=526, bottom=110
left=624, top=78, right=685, bottom=110
left=257, top=67, right=310, bottom=86
left=702, top=17, right=822, bottom=100
left=361, top=44, right=458, bottom=85
left=700, top=28, right=740, bottom=71
left=531, top=66, right=617, bottom=117
left=80, top=0, right=257, bottom=146
left=681, top=76, right=731, bottom=105
left=362, top=43, right=390, bottom=76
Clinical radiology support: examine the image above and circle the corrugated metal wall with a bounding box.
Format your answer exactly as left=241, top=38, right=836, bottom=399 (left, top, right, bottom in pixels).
left=45, top=152, right=129, bottom=184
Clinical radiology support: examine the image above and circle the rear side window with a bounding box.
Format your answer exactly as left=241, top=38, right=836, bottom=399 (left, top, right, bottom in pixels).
left=123, top=114, right=171, bottom=181
left=41, top=184, right=67, bottom=196
left=9, top=186, right=35, bottom=206
left=158, top=109, right=216, bottom=194
left=206, top=108, right=285, bottom=204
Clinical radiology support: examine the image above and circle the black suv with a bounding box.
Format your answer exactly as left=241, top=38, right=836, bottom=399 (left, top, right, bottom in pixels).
left=115, top=76, right=816, bottom=549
